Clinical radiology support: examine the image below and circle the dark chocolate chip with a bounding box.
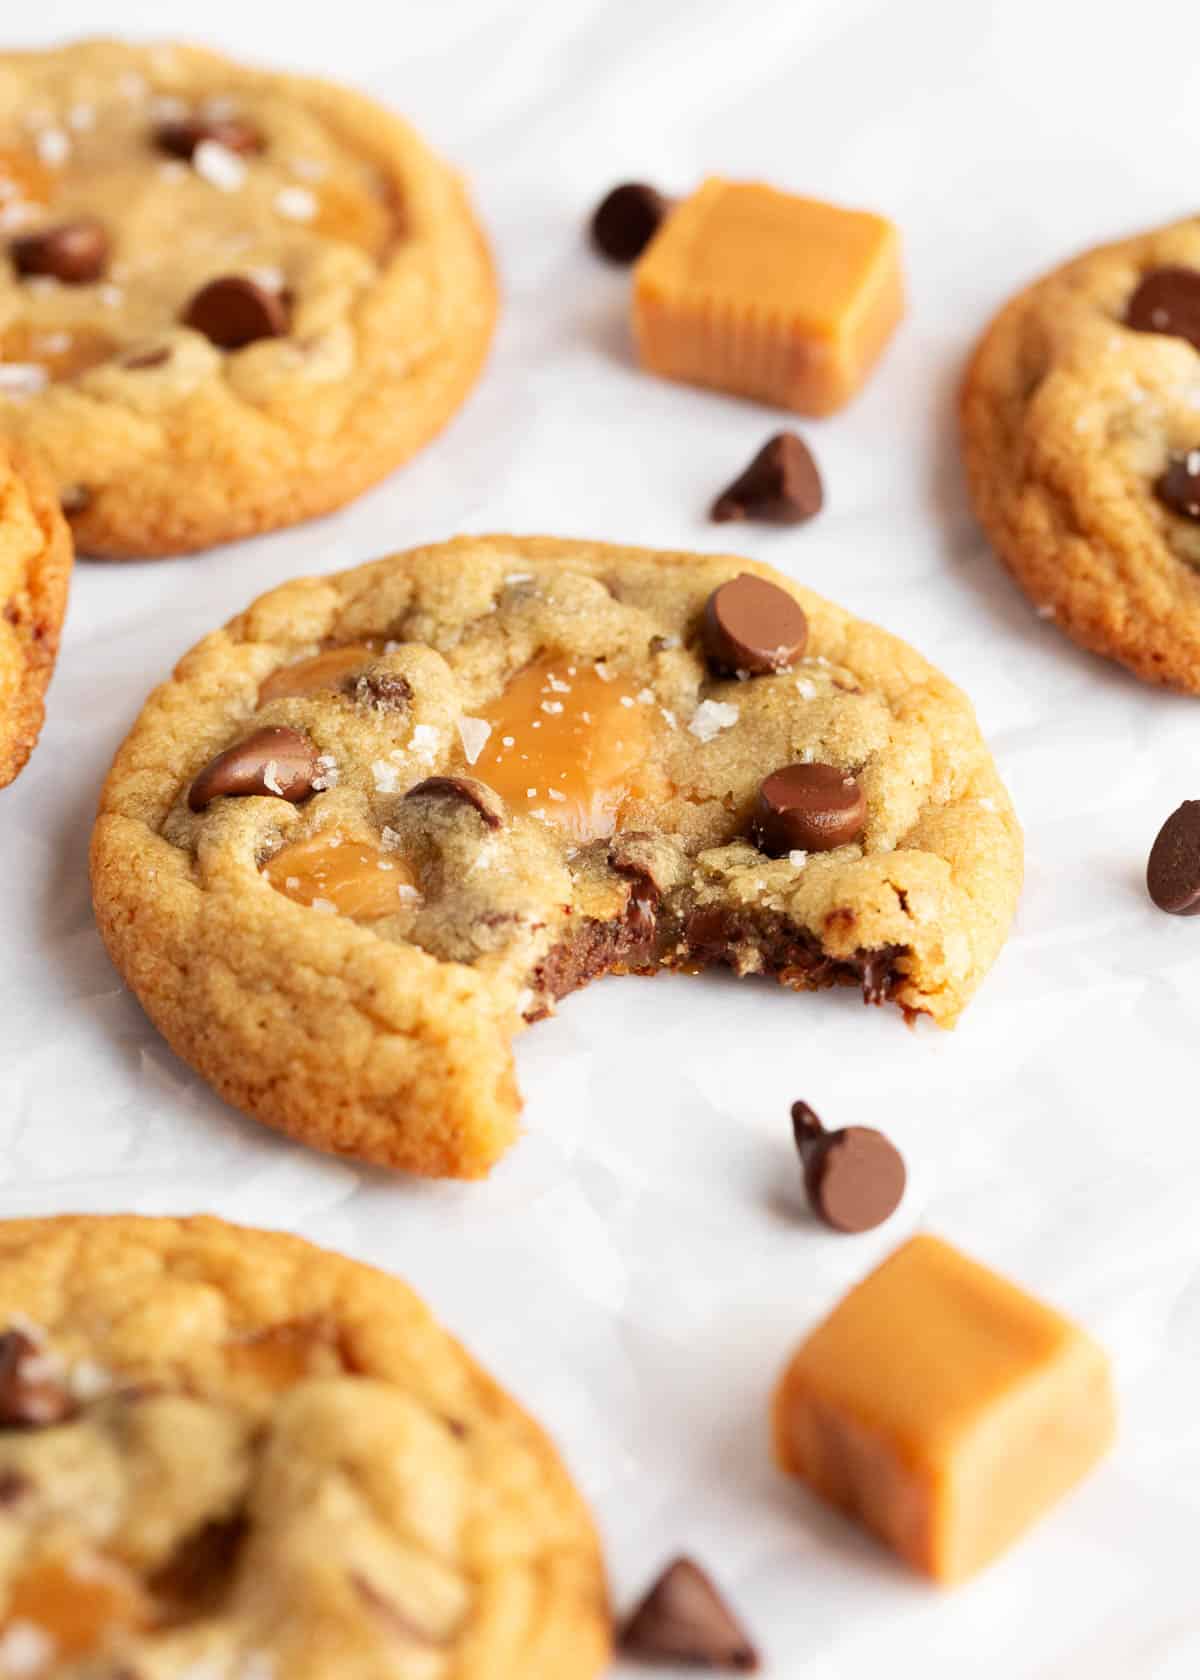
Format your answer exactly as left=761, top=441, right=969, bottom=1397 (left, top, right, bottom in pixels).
left=619, top=1557, right=759, bottom=1672
left=751, top=763, right=866, bottom=855
left=0, top=1467, right=31, bottom=1505
left=711, top=433, right=823, bottom=525
left=590, top=182, right=671, bottom=263
left=404, top=775, right=504, bottom=829
left=183, top=274, right=290, bottom=350
left=61, top=484, right=91, bottom=514
left=1126, top=267, right=1200, bottom=351
left=791, top=1101, right=906, bottom=1233
left=346, top=668, right=412, bottom=712
left=150, top=1514, right=247, bottom=1616
left=11, top=217, right=108, bottom=284
left=1147, top=799, right=1200, bottom=914
left=188, top=725, right=318, bottom=811
left=0, top=1329, right=76, bottom=1429
left=1155, top=451, right=1200, bottom=520
left=702, top=574, right=808, bottom=675
left=155, top=116, right=264, bottom=161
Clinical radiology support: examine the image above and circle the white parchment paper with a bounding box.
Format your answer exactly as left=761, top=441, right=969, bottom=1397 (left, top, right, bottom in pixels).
left=5, top=2, right=1200, bottom=1672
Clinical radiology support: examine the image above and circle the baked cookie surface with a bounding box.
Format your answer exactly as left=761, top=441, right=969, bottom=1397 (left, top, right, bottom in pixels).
left=0, top=40, right=495, bottom=558
left=0, top=439, right=71, bottom=787
left=0, top=1214, right=608, bottom=1679
left=961, top=215, right=1200, bottom=691
left=90, top=535, right=1022, bottom=1177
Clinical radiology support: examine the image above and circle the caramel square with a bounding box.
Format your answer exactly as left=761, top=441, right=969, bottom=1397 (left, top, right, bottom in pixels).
left=633, top=178, right=904, bottom=415
left=773, top=1235, right=1115, bottom=1583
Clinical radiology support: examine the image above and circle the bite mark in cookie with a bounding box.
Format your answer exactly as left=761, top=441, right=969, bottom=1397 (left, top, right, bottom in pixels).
left=90, top=536, right=1022, bottom=1177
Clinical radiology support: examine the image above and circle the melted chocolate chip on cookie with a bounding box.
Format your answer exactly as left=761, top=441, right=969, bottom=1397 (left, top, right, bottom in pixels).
left=1155, top=451, right=1200, bottom=520
left=1126, top=267, right=1200, bottom=351
left=751, top=763, right=866, bottom=855
left=11, top=217, right=109, bottom=283
left=188, top=726, right=318, bottom=810
left=702, top=574, right=808, bottom=674
left=155, top=115, right=264, bottom=161
left=183, top=274, right=290, bottom=349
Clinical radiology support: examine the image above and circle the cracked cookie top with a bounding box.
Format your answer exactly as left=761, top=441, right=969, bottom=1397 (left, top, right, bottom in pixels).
left=961, top=214, right=1200, bottom=691
left=0, top=40, right=494, bottom=557
left=0, top=1215, right=608, bottom=1680
left=0, top=439, right=71, bottom=788
left=90, top=535, right=1022, bottom=1177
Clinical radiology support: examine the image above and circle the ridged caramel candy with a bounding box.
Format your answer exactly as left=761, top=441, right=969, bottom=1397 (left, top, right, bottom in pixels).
left=634, top=178, right=904, bottom=416
left=773, top=1235, right=1114, bottom=1584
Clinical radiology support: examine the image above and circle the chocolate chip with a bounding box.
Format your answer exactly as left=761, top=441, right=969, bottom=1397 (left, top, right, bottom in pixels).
left=702, top=574, right=808, bottom=675
left=619, top=1557, right=759, bottom=1671
left=751, top=763, right=866, bottom=856
left=346, top=668, right=412, bottom=712
left=0, top=1468, right=31, bottom=1505
left=590, top=182, right=671, bottom=263
left=711, top=433, right=823, bottom=525
left=0, top=1330, right=75, bottom=1429
left=151, top=1514, right=247, bottom=1616
left=1147, top=800, right=1200, bottom=914
left=1126, top=266, right=1200, bottom=351
left=155, top=116, right=264, bottom=161
left=11, top=217, right=109, bottom=284
left=183, top=275, right=290, bottom=350
left=1155, top=451, right=1200, bottom=520
left=791, top=1101, right=906, bottom=1233
left=405, top=775, right=504, bottom=829
left=188, top=726, right=318, bottom=812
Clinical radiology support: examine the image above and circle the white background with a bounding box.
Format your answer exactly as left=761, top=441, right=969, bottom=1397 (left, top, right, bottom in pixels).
left=6, top=2, right=1200, bottom=1673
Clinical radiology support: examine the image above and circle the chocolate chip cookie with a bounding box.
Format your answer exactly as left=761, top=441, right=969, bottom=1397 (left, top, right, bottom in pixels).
left=90, top=536, right=1022, bottom=1177
left=0, top=439, right=71, bottom=787
left=0, top=1214, right=608, bottom=1678
left=961, top=215, right=1200, bottom=690
left=0, top=40, right=495, bottom=557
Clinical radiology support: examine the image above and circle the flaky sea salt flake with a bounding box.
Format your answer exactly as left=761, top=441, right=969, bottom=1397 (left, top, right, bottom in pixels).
left=688, top=699, right=739, bottom=743
left=275, top=185, right=317, bottom=221
left=457, top=716, right=491, bottom=764
left=194, top=140, right=247, bottom=192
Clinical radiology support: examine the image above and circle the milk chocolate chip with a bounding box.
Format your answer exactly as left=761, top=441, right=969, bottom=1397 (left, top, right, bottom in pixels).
left=0, top=1329, right=75, bottom=1429
left=751, top=763, right=865, bottom=855
left=11, top=217, right=109, bottom=284
left=590, top=182, right=671, bottom=263
left=188, top=726, right=318, bottom=811
left=1147, top=799, right=1200, bottom=915
left=1126, top=267, right=1200, bottom=351
left=791, top=1101, right=906, bottom=1233
left=619, top=1557, right=759, bottom=1671
left=1155, top=451, right=1200, bottom=520
left=405, top=775, right=504, bottom=829
left=183, top=275, right=289, bottom=349
left=711, top=432, right=824, bottom=525
left=155, top=116, right=264, bottom=160
left=702, top=574, right=808, bottom=675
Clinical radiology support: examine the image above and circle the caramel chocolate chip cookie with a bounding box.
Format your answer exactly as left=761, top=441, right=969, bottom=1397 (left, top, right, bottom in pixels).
left=0, top=40, right=495, bottom=557
left=960, top=216, right=1200, bottom=691
left=0, top=440, right=71, bottom=788
left=90, top=536, right=1022, bottom=1177
left=0, top=1214, right=608, bottom=1679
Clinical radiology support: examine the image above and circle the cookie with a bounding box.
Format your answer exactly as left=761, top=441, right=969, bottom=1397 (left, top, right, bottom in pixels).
left=0, top=1214, right=609, bottom=1678
left=0, top=439, right=71, bottom=787
left=0, top=40, right=495, bottom=558
left=960, top=215, right=1200, bottom=691
left=90, top=535, right=1022, bottom=1177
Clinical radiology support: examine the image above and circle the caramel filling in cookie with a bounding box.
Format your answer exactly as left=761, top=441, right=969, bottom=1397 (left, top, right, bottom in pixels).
left=0, top=146, right=53, bottom=218
left=258, top=640, right=386, bottom=702
left=468, top=658, right=661, bottom=844
left=0, top=322, right=116, bottom=382
left=4, top=1554, right=149, bottom=1658
left=263, top=834, right=419, bottom=919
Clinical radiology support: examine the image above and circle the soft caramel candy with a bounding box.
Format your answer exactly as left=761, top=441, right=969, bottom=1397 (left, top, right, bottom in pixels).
left=633, top=178, right=904, bottom=416
left=258, top=641, right=382, bottom=703
left=0, top=323, right=116, bottom=382
left=470, top=659, right=657, bottom=844
left=773, top=1235, right=1114, bottom=1584
left=5, top=1555, right=148, bottom=1658
left=264, top=835, right=419, bottom=920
